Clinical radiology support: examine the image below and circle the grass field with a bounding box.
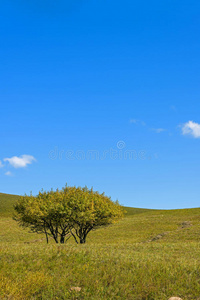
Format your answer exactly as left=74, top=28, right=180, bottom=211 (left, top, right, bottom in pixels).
left=1, top=193, right=200, bottom=299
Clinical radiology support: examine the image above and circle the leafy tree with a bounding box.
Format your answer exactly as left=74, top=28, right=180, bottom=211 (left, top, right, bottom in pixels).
left=63, top=186, right=124, bottom=244
left=14, top=185, right=124, bottom=244
left=14, top=190, right=72, bottom=244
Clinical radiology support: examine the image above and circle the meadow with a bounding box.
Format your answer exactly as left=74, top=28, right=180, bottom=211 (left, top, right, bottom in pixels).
left=0, top=193, right=200, bottom=299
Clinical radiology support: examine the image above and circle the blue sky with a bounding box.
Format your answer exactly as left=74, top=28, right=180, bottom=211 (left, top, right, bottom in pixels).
left=1, top=0, right=200, bottom=209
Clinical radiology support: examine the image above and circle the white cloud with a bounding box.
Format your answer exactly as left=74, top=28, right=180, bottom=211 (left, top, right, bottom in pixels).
left=130, top=119, right=137, bottom=124
left=5, top=171, right=13, bottom=176
left=181, top=121, right=200, bottom=138
left=4, top=155, right=36, bottom=168
left=0, top=161, right=4, bottom=168
left=151, top=128, right=165, bottom=133
left=130, top=119, right=146, bottom=126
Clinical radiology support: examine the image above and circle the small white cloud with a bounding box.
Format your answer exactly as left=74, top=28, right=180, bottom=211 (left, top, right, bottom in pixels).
left=0, top=161, right=4, bottom=168
left=4, top=155, right=36, bottom=168
left=130, top=119, right=137, bottom=124
left=151, top=128, right=165, bottom=133
left=130, top=119, right=146, bottom=126
left=181, top=121, right=200, bottom=138
left=5, top=171, right=13, bottom=176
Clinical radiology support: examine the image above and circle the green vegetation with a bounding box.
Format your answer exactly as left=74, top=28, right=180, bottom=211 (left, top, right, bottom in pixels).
left=0, top=193, right=19, bottom=217
left=14, top=186, right=124, bottom=244
left=1, top=193, right=200, bottom=299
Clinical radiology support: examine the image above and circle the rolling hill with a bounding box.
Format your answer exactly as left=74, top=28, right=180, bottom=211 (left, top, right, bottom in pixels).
left=0, top=192, right=19, bottom=217
left=1, top=193, right=200, bottom=299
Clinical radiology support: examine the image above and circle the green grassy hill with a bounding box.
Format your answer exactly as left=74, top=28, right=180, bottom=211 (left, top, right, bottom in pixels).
left=1, top=193, right=200, bottom=299
left=0, top=193, right=19, bottom=217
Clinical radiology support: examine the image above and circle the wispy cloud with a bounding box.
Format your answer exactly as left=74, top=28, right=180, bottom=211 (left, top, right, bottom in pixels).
left=130, top=119, right=166, bottom=134
left=5, top=171, right=13, bottom=176
left=0, top=161, right=4, bottom=168
left=151, top=128, right=166, bottom=133
left=4, top=155, right=36, bottom=168
left=130, top=119, right=146, bottom=126
left=181, top=121, right=200, bottom=138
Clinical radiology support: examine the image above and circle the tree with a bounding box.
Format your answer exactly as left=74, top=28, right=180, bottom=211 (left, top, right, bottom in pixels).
left=14, top=190, right=72, bottom=244
left=14, top=185, right=124, bottom=244
left=63, top=186, right=124, bottom=244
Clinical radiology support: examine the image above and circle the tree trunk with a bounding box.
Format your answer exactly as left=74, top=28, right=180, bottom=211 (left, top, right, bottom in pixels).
left=45, top=232, right=49, bottom=244
left=60, top=235, right=65, bottom=244
left=70, top=230, right=79, bottom=244
left=52, top=234, right=58, bottom=243
left=80, top=236, right=86, bottom=244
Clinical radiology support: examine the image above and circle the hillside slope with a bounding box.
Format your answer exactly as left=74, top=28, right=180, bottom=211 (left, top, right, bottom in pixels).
left=0, top=193, right=19, bottom=217
left=1, top=193, right=200, bottom=299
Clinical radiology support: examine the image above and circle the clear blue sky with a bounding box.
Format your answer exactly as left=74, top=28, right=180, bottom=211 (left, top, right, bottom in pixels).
left=1, top=0, right=200, bottom=209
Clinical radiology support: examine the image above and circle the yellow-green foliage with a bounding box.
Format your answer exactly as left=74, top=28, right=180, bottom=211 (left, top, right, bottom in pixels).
left=14, top=186, right=124, bottom=244
left=1, top=194, right=200, bottom=299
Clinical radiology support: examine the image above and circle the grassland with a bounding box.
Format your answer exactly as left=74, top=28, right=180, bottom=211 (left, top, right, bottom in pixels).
left=1, top=193, right=200, bottom=299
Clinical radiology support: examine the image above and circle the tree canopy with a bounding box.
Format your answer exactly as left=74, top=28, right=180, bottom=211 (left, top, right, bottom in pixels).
left=14, top=185, right=124, bottom=244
